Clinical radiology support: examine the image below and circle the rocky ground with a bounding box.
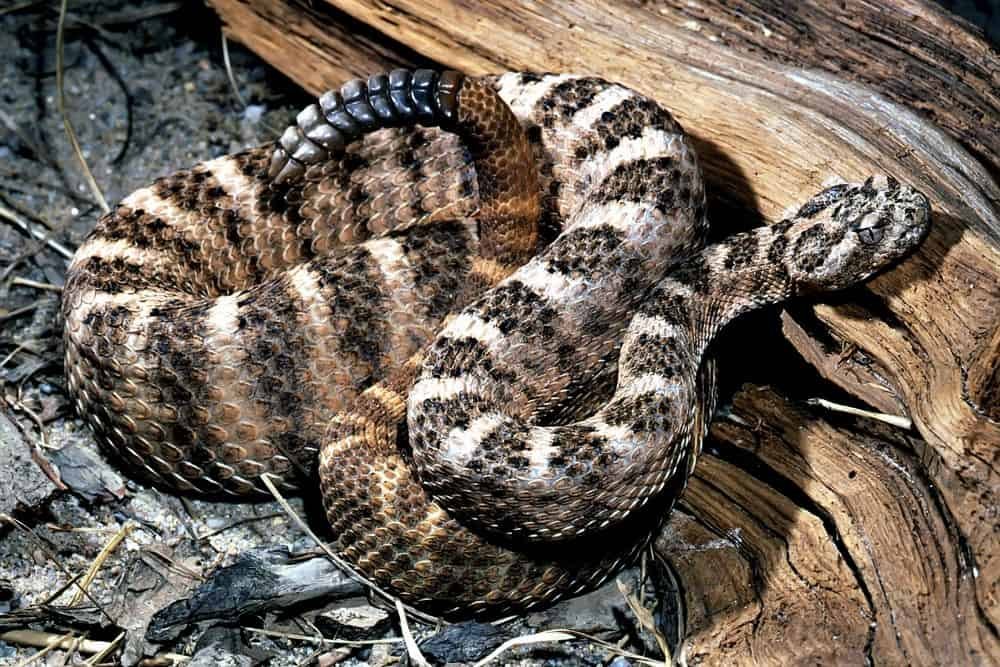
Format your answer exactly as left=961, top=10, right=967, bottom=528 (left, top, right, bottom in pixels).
left=0, top=2, right=670, bottom=665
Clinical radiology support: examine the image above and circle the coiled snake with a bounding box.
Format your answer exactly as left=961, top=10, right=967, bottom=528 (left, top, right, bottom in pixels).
left=62, top=70, right=930, bottom=618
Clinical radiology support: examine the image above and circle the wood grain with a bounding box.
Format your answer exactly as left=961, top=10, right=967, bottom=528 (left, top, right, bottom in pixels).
left=207, top=0, right=1000, bottom=662
left=212, top=0, right=432, bottom=84
left=668, top=385, right=998, bottom=664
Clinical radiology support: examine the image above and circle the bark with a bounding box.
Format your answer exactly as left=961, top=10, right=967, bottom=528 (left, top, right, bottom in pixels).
left=665, top=385, right=996, bottom=664
left=208, top=0, right=1000, bottom=662
left=210, top=0, right=432, bottom=86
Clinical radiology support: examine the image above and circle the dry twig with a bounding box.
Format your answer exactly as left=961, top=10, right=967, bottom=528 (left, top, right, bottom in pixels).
left=1, top=629, right=188, bottom=664
left=618, top=578, right=671, bottom=666
left=221, top=32, right=248, bottom=110
left=0, top=340, right=43, bottom=369
left=0, top=202, right=74, bottom=261
left=806, top=397, right=912, bottom=429
left=10, top=277, right=63, bottom=292
left=396, top=598, right=430, bottom=667
left=242, top=626, right=403, bottom=647
left=8, top=630, right=76, bottom=667
left=70, top=522, right=136, bottom=605
left=56, top=0, right=110, bottom=215
left=0, top=514, right=116, bottom=624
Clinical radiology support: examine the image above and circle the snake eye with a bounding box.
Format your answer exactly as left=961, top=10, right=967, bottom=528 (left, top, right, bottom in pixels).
left=850, top=207, right=890, bottom=246
left=858, top=227, right=884, bottom=245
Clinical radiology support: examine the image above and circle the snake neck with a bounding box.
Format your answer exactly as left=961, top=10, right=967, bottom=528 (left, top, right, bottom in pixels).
left=658, top=223, right=797, bottom=358
left=661, top=177, right=931, bottom=357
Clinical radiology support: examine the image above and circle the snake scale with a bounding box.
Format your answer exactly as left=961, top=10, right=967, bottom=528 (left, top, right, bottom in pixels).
left=62, top=70, right=930, bottom=618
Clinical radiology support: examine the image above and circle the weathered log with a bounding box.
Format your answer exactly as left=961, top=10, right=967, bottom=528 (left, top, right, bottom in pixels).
left=669, top=384, right=995, bottom=664
left=209, top=0, right=1000, bottom=662
left=211, top=0, right=431, bottom=84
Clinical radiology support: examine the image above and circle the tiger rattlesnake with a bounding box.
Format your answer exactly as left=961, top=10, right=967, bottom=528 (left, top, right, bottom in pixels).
left=62, top=70, right=930, bottom=618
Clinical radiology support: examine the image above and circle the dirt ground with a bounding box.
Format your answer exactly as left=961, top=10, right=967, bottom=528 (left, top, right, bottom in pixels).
left=0, top=2, right=667, bottom=665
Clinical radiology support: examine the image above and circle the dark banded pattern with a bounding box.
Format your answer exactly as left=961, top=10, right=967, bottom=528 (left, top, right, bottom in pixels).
left=64, top=68, right=540, bottom=495
left=572, top=96, right=682, bottom=160
left=408, top=80, right=709, bottom=541
left=537, top=77, right=608, bottom=127
left=64, top=199, right=486, bottom=492
left=407, top=172, right=928, bottom=549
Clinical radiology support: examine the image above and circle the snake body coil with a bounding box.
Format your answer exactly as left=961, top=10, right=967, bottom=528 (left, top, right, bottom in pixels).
left=63, top=71, right=930, bottom=618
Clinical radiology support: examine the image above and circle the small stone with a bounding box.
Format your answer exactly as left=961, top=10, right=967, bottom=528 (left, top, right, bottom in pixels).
left=0, top=410, right=58, bottom=515
left=0, top=580, right=19, bottom=614
left=314, top=603, right=391, bottom=641
left=419, top=621, right=509, bottom=664
left=48, top=442, right=126, bottom=504
left=243, top=104, right=266, bottom=123
left=204, top=516, right=228, bottom=531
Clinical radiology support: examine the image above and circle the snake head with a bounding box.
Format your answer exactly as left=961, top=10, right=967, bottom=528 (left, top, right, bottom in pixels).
left=786, top=175, right=931, bottom=292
